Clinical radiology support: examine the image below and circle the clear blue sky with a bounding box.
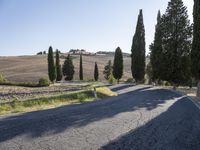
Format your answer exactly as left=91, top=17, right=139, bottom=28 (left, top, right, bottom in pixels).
left=0, top=0, right=193, bottom=56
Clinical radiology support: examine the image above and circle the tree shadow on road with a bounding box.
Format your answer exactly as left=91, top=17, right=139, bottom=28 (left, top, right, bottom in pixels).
left=0, top=86, right=182, bottom=143
left=101, top=97, right=200, bottom=150
left=109, top=84, right=136, bottom=92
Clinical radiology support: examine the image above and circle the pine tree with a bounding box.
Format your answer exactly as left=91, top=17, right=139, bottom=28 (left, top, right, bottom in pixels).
left=94, top=62, right=99, bottom=81
left=150, top=10, right=163, bottom=82
left=103, top=60, right=112, bottom=80
left=131, top=9, right=146, bottom=83
left=113, top=47, right=123, bottom=83
left=161, top=0, right=192, bottom=88
left=48, top=46, right=56, bottom=82
left=62, top=55, right=74, bottom=81
left=56, top=49, right=62, bottom=81
left=79, top=53, right=83, bottom=80
left=192, top=0, right=200, bottom=96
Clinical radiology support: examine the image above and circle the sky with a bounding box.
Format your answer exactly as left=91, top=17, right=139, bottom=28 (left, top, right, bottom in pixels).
left=0, top=0, right=193, bottom=56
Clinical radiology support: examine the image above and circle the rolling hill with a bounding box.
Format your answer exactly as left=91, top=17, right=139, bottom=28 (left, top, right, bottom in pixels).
left=0, top=54, right=132, bottom=82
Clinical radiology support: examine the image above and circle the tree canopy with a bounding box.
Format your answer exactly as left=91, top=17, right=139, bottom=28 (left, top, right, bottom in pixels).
left=113, top=47, right=123, bottom=83
left=160, top=0, right=192, bottom=86
left=131, top=9, right=146, bottom=83
left=48, top=46, right=56, bottom=82
left=62, top=55, right=75, bottom=81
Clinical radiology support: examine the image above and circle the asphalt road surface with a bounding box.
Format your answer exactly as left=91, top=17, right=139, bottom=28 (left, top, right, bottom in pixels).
left=0, top=84, right=200, bottom=150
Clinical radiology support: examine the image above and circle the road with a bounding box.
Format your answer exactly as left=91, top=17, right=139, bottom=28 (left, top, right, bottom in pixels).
left=0, top=84, right=200, bottom=150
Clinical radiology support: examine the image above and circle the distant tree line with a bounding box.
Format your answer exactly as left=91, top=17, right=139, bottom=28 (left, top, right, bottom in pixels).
left=37, top=51, right=46, bottom=55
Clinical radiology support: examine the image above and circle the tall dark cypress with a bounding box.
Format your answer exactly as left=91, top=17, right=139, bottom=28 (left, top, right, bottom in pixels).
left=79, top=53, right=83, bottom=80
left=94, top=62, right=99, bottom=81
left=48, top=46, right=56, bottom=82
left=62, top=55, right=74, bottom=81
left=161, top=0, right=192, bottom=88
left=150, top=10, right=163, bottom=82
left=191, top=0, right=200, bottom=96
left=131, top=9, right=146, bottom=83
left=103, top=60, right=112, bottom=80
left=56, top=49, right=62, bottom=81
left=113, top=47, right=123, bottom=83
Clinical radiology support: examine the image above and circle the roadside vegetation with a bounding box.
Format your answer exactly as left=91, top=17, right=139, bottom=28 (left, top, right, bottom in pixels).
left=0, top=86, right=117, bottom=115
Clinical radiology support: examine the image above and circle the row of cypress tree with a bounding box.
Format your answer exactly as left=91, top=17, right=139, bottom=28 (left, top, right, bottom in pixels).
left=63, top=54, right=99, bottom=81
left=48, top=49, right=100, bottom=82
left=48, top=47, right=62, bottom=83
left=129, top=0, right=200, bottom=94
left=46, top=10, right=142, bottom=84
left=48, top=46, right=124, bottom=83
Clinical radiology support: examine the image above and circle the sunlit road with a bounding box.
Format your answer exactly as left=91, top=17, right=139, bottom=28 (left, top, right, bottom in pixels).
left=0, top=84, right=200, bottom=150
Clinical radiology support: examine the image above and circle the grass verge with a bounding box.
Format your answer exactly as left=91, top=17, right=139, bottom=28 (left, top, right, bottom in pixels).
left=96, top=87, right=118, bottom=98
left=0, top=87, right=117, bottom=115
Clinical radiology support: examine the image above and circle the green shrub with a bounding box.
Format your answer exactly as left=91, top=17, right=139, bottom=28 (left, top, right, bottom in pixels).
left=108, top=73, right=116, bottom=84
left=38, top=77, right=50, bottom=87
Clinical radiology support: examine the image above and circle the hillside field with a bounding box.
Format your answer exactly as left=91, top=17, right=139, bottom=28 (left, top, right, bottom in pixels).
left=0, top=55, right=132, bottom=82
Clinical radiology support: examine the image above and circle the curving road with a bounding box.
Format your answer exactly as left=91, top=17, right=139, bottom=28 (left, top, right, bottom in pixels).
left=0, top=84, right=200, bottom=150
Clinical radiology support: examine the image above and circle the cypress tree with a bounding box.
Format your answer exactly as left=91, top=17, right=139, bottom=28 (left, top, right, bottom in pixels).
left=62, top=55, right=74, bottom=81
left=103, top=60, right=112, bottom=80
left=113, top=47, right=123, bottom=83
left=161, top=0, right=192, bottom=88
left=56, top=49, right=62, bottom=81
left=192, top=0, right=200, bottom=96
left=94, top=62, right=99, bottom=81
left=79, top=53, right=83, bottom=80
left=150, top=10, right=163, bottom=82
left=131, top=9, right=146, bottom=83
left=48, top=46, right=56, bottom=82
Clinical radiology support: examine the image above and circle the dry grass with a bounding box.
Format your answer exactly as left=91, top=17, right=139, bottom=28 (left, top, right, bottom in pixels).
left=163, top=86, right=197, bottom=96
left=96, top=87, right=118, bottom=97
left=0, top=54, right=132, bottom=82
left=176, top=87, right=196, bottom=97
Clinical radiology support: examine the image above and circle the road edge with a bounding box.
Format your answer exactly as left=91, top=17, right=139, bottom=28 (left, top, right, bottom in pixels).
left=164, top=88, right=200, bottom=111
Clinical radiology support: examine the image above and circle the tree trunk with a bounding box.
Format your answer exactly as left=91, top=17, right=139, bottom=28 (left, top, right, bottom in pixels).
left=197, top=80, right=200, bottom=97
left=173, top=84, right=176, bottom=91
